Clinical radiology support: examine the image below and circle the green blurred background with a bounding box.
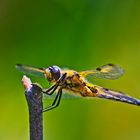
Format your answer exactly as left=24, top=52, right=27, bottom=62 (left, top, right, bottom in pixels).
left=1, top=0, right=140, bottom=140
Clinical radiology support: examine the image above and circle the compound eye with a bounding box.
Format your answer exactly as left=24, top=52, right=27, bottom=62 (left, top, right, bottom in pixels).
left=48, top=66, right=61, bottom=81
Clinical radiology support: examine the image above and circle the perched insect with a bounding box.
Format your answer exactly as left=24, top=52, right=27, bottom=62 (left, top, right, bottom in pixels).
left=16, top=64, right=140, bottom=111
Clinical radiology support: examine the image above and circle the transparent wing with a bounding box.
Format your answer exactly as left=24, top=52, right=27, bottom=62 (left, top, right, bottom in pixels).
left=79, top=64, right=124, bottom=80
left=95, top=85, right=140, bottom=106
left=16, top=64, right=45, bottom=77
left=43, top=92, right=82, bottom=100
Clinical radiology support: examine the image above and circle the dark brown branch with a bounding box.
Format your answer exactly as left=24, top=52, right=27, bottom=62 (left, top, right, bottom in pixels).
left=22, top=76, right=43, bottom=140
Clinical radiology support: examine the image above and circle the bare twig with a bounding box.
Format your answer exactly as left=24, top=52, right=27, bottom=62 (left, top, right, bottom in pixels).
left=22, top=76, right=43, bottom=140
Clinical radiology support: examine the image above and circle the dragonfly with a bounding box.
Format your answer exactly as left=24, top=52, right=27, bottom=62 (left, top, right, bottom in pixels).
left=16, top=63, right=140, bottom=111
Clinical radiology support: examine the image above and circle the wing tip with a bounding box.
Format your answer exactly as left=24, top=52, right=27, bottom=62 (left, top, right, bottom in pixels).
left=15, top=64, right=22, bottom=70
left=118, top=66, right=125, bottom=75
left=108, top=63, right=125, bottom=74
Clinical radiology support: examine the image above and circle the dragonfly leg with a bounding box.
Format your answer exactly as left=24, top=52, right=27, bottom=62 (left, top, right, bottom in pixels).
left=43, top=84, right=57, bottom=94
left=43, top=88, right=63, bottom=112
left=42, top=73, right=67, bottom=95
left=43, top=84, right=59, bottom=95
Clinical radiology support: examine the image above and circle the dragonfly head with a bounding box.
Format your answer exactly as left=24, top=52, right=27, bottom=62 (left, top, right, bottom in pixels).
left=44, top=66, right=62, bottom=82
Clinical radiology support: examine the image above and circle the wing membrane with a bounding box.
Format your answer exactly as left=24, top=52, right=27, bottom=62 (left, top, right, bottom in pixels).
left=79, top=64, right=124, bottom=80
left=43, top=92, right=82, bottom=100
left=16, top=64, right=45, bottom=77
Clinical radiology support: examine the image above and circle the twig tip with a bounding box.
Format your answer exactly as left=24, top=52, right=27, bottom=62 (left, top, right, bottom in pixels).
left=22, top=75, right=33, bottom=91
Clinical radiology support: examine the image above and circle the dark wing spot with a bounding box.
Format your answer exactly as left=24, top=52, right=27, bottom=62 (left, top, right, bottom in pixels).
left=39, top=68, right=45, bottom=70
left=96, top=67, right=101, bottom=71
left=108, top=63, right=114, bottom=66
left=103, top=88, right=109, bottom=91
left=16, top=64, right=22, bottom=67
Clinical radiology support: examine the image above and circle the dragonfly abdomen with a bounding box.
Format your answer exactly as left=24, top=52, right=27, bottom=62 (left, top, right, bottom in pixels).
left=97, top=87, right=140, bottom=106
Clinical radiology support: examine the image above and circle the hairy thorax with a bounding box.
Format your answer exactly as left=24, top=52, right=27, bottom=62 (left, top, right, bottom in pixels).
left=62, top=70, right=96, bottom=97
